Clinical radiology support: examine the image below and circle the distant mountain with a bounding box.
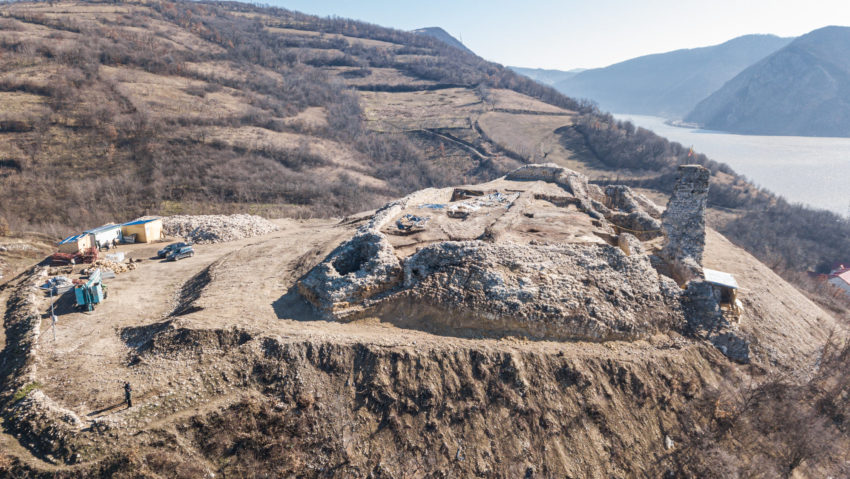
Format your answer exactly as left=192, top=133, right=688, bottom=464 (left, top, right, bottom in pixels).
left=411, top=27, right=472, bottom=54
left=510, top=66, right=585, bottom=86
left=554, top=34, right=792, bottom=119
left=686, top=26, right=850, bottom=137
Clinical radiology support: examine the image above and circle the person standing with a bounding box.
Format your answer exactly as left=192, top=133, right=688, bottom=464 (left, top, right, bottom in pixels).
left=124, top=382, right=133, bottom=408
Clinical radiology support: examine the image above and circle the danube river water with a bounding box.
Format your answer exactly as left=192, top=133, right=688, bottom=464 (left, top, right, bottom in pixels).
left=614, top=114, right=850, bottom=215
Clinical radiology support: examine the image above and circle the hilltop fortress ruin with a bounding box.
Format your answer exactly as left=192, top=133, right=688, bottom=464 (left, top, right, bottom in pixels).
left=0, top=161, right=837, bottom=476
left=299, top=163, right=750, bottom=361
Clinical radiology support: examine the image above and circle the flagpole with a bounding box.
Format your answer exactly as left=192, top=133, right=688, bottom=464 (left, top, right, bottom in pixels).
left=50, top=289, right=57, bottom=342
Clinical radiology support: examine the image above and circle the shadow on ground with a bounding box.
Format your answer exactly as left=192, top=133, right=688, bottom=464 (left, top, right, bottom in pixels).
left=272, top=286, right=325, bottom=322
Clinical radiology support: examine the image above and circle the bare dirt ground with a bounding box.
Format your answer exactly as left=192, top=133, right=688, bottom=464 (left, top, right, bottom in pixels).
left=7, top=201, right=835, bottom=440
left=0, top=178, right=839, bottom=477
left=0, top=185, right=842, bottom=476
left=27, top=218, right=343, bottom=425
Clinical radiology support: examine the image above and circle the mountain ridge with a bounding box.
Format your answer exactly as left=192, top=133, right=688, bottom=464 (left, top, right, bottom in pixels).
left=510, top=66, right=585, bottom=85
left=554, top=34, right=792, bottom=118
left=411, top=26, right=472, bottom=54
left=686, top=25, right=850, bottom=137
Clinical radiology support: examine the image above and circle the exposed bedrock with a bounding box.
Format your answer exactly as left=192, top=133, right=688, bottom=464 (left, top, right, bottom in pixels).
left=604, top=185, right=664, bottom=218
left=604, top=185, right=664, bottom=240
left=381, top=241, right=684, bottom=341
left=506, top=163, right=605, bottom=219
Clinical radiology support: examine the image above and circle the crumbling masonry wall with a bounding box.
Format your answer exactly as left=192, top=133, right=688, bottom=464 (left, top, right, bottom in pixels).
left=659, top=165, right=710, bottom=284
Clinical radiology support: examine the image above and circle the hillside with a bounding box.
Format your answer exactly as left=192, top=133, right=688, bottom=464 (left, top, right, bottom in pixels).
left=554, top=34, right=792, bottom=118
left=1, top=165, right=848, bottom=477
left=2, top=0, right=850, bottom=310
left=0, top=0, right=574, bottom=236
left=411, top=26, right=472, bottom=54
left=1, top=2, right=850, bottom=477
left=686, top=26, right=850, bottom=137
left=2, top=0, right=850, bottom=327
left=510, top=66, right=584, bottom=85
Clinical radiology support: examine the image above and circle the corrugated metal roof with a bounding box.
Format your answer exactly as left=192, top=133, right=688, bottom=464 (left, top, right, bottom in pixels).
left=58, top=233, right=86, bottom=245
left=84, top=223, right=121, bottom=235
left=703, top=268, right=739, bottom=289
left=835, top=270, right=850, bottom=286
left=123, top=217, right=161, bottom=226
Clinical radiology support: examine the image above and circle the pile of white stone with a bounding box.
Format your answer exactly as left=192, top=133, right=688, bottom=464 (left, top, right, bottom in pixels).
left=163, top=214, right=279, bottom=244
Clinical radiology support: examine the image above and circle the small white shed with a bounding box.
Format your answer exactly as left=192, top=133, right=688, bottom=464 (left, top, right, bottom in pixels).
left=84, top=224, right=122, bottom=248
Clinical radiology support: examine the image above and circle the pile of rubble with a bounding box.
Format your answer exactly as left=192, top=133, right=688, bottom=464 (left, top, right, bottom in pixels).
left=297, top=163, right=752, bottom=362
left=392, top=240, right=683, bottom=341
left=0, top=242, right=39, bottom=253
left=163, top=215, right=279, bottom=244
left=82, top=259, right=137, bottom=275
left=299, top=164, right=684, bottom=342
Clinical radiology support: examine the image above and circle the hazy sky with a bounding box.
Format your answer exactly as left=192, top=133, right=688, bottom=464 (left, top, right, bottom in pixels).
left=266, top=0, right=850, bottom=70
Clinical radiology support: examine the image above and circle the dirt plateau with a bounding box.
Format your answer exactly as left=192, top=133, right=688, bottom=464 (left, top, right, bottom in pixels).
left=0, top=166, right=842, bottom=478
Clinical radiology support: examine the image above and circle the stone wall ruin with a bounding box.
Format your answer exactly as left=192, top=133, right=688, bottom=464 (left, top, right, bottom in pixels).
left=659, top=165, right=710, bottom=284
left=296, top=163, right=750, bottom=361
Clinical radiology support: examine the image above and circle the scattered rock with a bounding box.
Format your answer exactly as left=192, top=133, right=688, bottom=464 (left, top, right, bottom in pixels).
left=682, top=280, right=751, bottom=363
left=604, top=185, right=664, bottom=218
left=710, top=331, right=750, bottom=364
left=618, top=232, right=645, bottom=257
left=82, top=259, right=137, bottom=275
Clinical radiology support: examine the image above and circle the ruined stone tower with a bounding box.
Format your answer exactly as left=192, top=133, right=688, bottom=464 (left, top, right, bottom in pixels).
left=660, top=164, right=710, bottom=284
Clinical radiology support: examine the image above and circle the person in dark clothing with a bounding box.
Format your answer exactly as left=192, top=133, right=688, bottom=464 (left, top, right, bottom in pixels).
left=124, top=382, right=132, bottom=408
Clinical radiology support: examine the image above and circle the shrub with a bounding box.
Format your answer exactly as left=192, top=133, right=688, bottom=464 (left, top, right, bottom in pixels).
left=12, top=381, right=41, bottom=402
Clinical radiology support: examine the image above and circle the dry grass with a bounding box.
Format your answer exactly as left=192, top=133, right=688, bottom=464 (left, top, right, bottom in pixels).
left=0, top=91, right=47, bottom=116
left=101, top=67, right=251, bottom=120
left=184, top=60, right=285, bottom=85
left=265, top=26, right=403, bottom=50
left=0, top=0, right=591, bottom=236
left=281, top=106, right=328, bottom=129
left=330, top=66, right=438, bottom=87
left=360, top=88, right=482, bottom=127
left=486, top=88, right=574, bottom=113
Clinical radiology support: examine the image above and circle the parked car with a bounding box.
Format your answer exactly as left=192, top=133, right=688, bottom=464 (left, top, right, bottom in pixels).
left=167, top=245, right=195, bottom=261
left=158, top=242, right=190, bottom=258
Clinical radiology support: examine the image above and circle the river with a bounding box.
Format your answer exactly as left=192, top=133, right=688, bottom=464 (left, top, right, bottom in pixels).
left=613, top=114, right=850, bottom=215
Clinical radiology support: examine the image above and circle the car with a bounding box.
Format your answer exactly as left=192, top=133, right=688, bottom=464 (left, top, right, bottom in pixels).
left=167, top=245, right=195, bottom=261
left=158, top=242, right=190, bottom=258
